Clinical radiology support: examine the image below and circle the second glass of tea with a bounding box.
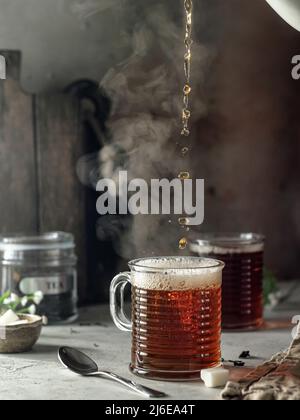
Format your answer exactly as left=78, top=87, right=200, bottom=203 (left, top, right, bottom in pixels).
left=110, top=257, right=224, bottom=381
left=191, top=233, right=265, bottom=330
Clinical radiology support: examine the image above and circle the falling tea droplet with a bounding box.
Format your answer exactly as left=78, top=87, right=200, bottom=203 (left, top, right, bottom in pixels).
left=184, top=0, right=193, bottom=13
left=184, top=51, right=191, bottom=61
left=179, top=237, right=188, bottom=250
left=184, top=38, right=193, bottom=49
left=182, top=109, right=191, bottom=120
left=181, top=128, right=190, bottom=137
left=178, top=217, right=190, bottom=226
left=183, top=84, right=192, bottom=95
left=182, top=147, right=189, bottom=156
left=178, top=171, right=191, bottom=180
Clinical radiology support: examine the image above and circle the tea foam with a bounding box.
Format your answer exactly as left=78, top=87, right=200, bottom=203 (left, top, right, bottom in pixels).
left=130, top=257, right=223, bottom=291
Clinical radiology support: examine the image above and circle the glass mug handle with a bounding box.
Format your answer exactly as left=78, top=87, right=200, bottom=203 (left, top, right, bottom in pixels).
left=110, top=272, right=132, bottom=332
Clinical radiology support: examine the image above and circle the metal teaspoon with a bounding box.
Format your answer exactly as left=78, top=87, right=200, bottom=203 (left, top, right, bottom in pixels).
left=58, top=347, right=167, bottom=399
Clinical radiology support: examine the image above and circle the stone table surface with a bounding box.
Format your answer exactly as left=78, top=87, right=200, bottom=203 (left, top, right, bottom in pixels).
left=0, top=283, right=299, bottom=401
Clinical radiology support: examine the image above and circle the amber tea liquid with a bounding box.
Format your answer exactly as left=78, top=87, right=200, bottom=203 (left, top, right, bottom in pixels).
left=191, top=235, right=264, bottom=330
left=129, top=258, right=223, bottom=381
left=214, top=250, right=263, bottom=329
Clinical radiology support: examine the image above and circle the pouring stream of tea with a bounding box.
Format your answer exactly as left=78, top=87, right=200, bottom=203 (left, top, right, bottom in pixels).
left=178, top=0, right=193, bottom=250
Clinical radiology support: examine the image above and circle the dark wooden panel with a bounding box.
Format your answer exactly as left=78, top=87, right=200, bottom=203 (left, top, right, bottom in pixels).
left=35, top=94, right=87, bottom=301
left=0, top=51, right=37, bottom=233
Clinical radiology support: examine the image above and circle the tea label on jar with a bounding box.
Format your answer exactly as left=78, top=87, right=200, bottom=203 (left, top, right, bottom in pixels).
left=20, top=276, right=71, bottom=296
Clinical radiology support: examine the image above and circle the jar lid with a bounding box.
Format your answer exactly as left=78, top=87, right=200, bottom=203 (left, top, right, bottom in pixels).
left=0, top=232, right=75, bottom=252
left=191, top=233, right=265, bottom=254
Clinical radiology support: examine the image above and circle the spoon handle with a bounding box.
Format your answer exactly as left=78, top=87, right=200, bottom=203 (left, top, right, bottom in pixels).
left=94, top=371, right=167, bottom=398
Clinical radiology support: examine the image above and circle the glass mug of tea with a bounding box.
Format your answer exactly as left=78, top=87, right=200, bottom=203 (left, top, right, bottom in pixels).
left=110, top=256, right=224, bottom=381
left=191, top=233, right=265, bottom=330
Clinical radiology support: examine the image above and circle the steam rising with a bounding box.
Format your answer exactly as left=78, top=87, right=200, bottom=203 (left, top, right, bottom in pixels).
left=71, top=0, right=124, bottom=19
left=75, top=0, right=211, bottom=258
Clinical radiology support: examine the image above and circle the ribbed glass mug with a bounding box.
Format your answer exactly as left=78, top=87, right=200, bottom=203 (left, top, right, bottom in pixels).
left=110, top=256, right=224, bottom=381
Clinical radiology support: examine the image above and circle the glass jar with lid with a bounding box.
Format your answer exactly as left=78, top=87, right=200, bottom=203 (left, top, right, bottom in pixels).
left=0, top=232, right=78, bottom=324
left=191, top=233, right=265, bottom=330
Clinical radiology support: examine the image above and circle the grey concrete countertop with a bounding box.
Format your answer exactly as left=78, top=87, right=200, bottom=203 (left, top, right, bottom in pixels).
left=0, top=284, right=299, bottom=401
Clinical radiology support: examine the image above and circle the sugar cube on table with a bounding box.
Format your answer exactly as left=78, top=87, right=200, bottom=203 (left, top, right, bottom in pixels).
left=0, top=310, right=19, bottom=326
left=201, top=367, right=230, bottom=388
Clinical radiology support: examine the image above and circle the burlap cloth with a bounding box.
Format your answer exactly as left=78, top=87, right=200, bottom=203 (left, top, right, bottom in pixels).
left=222, top=323, right=300, bottom=400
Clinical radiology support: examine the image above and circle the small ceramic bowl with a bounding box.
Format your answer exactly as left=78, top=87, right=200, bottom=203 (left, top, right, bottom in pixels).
left=0, top=315, right=43, bottom=354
